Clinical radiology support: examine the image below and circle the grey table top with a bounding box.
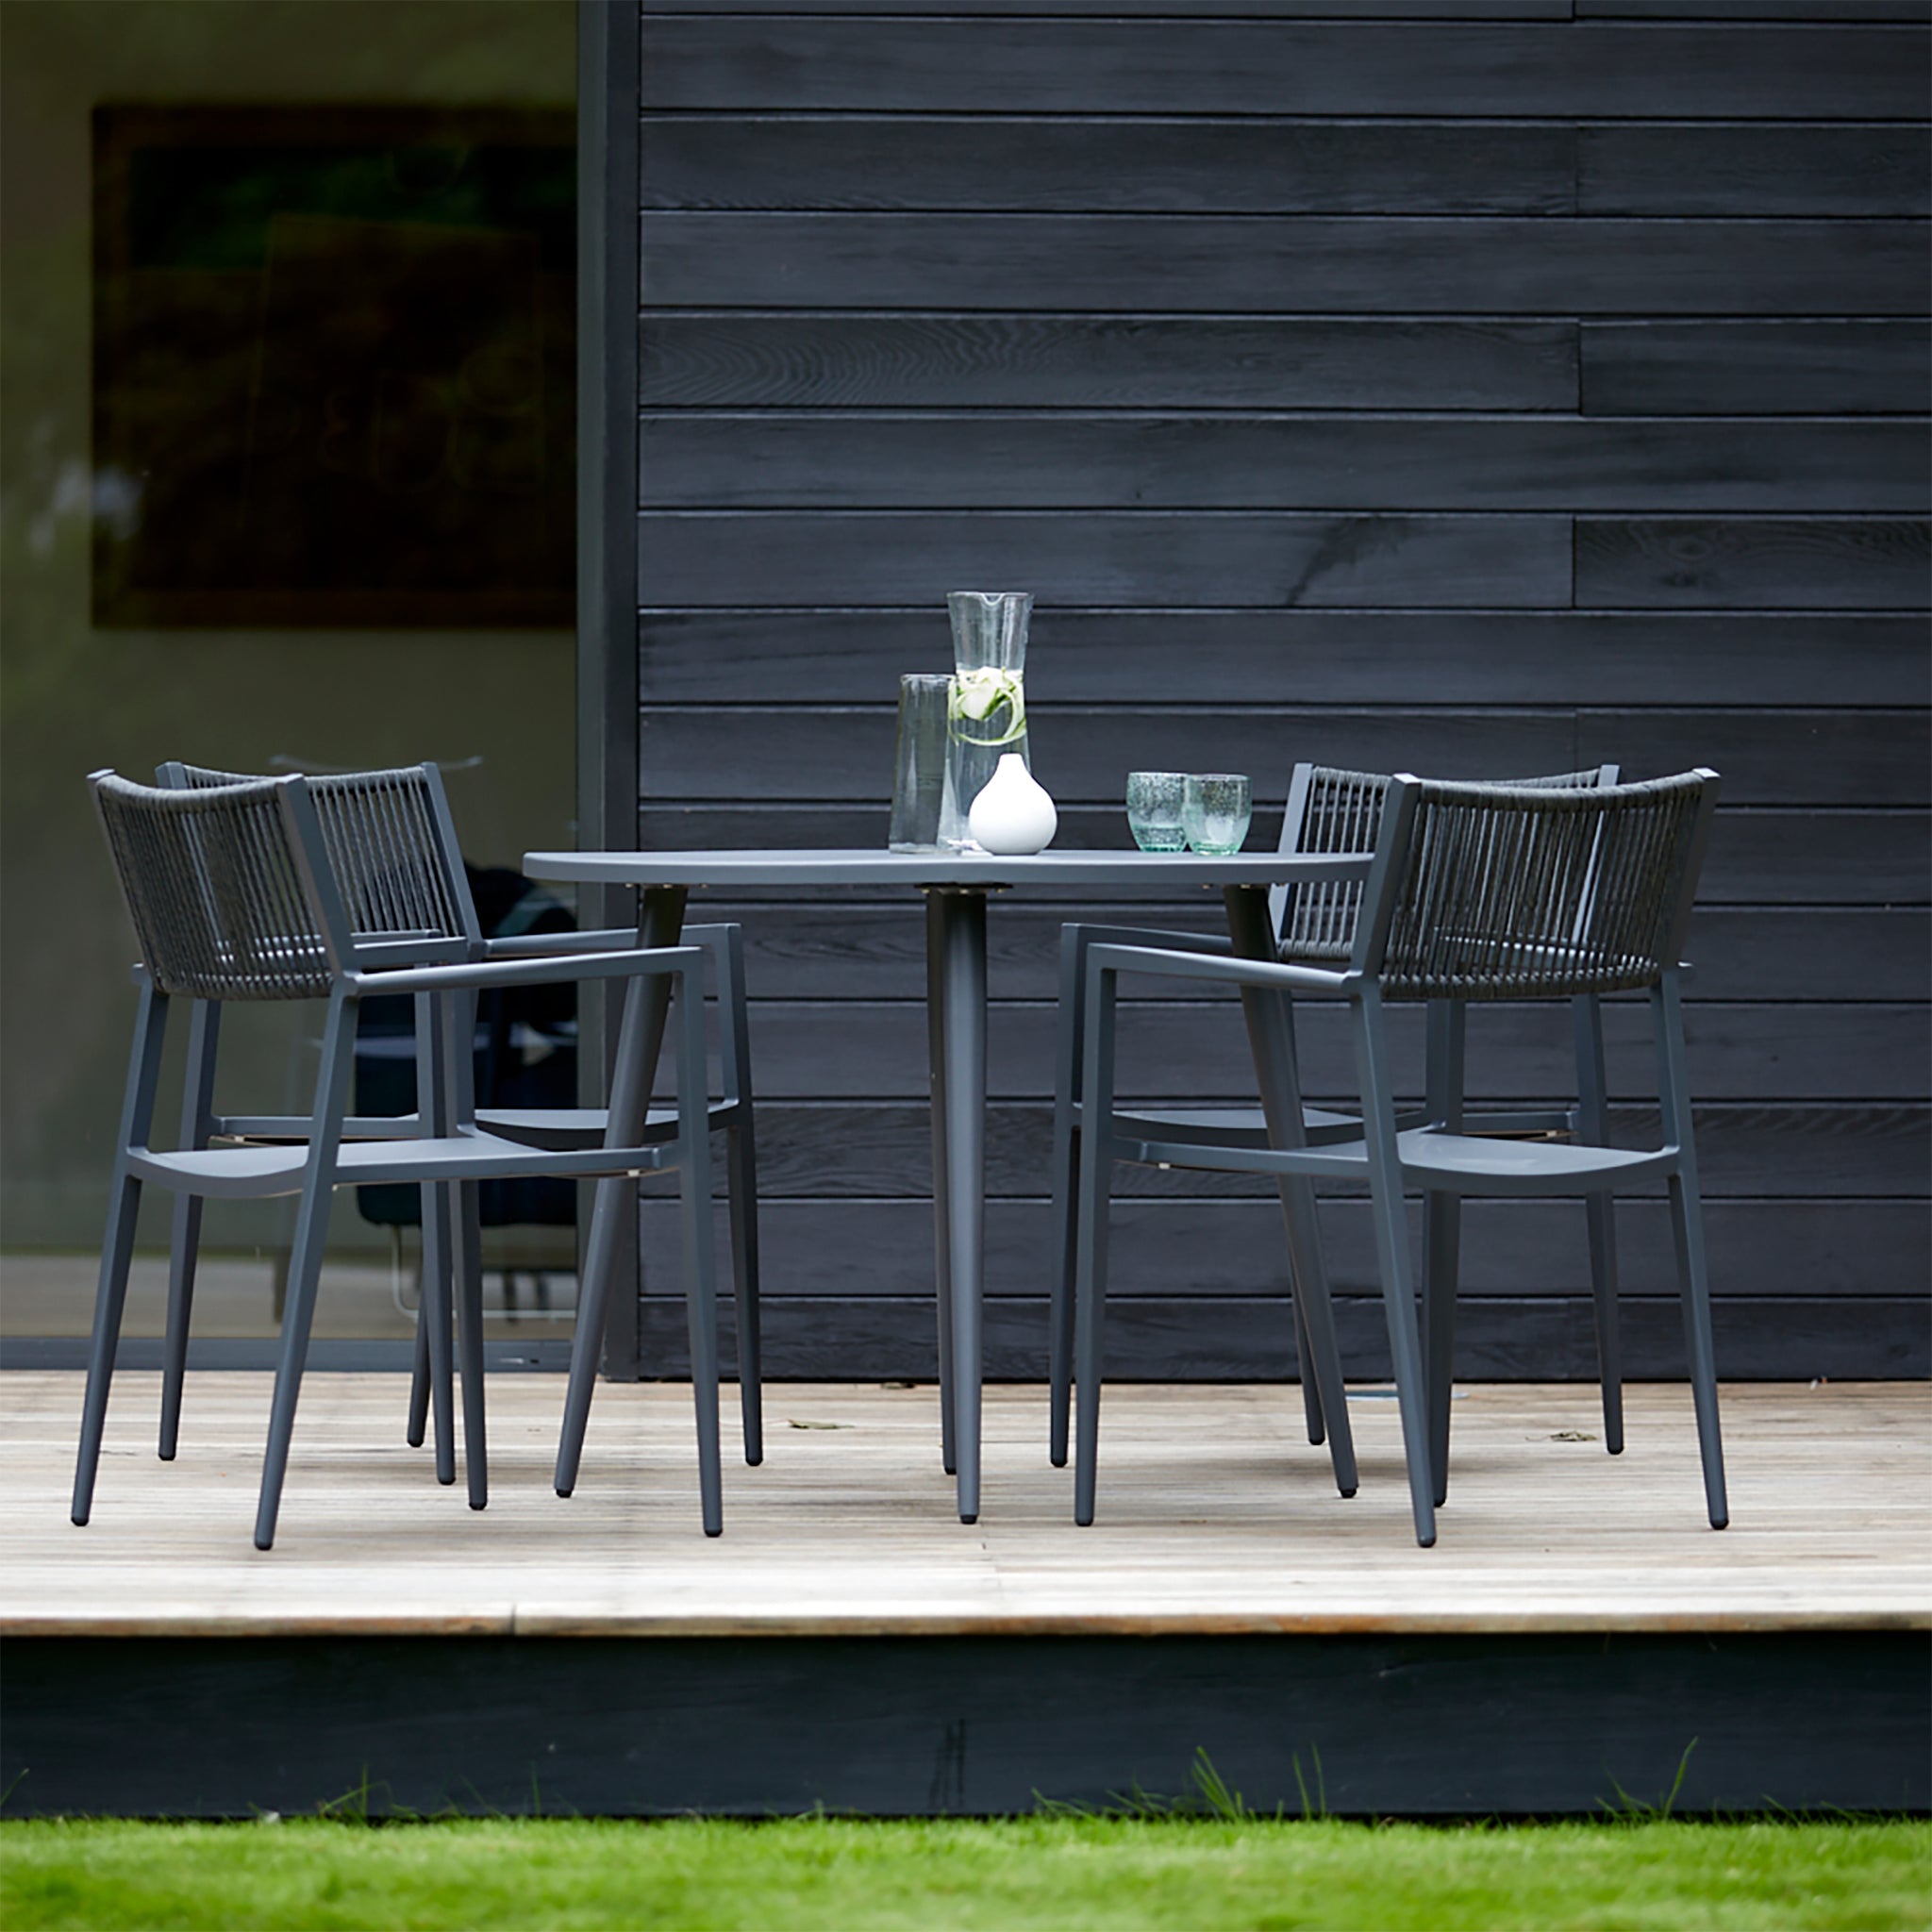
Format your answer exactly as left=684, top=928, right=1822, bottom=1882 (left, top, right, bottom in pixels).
left=523, top=847, right=1374, bottom=890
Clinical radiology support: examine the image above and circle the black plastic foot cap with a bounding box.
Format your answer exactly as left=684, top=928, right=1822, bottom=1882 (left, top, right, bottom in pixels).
left=705, top=1526, right=723, bottom=1539
left=555, top=1486, right=573, bottom=1499
left=960, top=1513, right=977, bottom=1525
left=1339, top=1486, right=1357, bottom=1500
left=745, top=1452, right=764, bottom=1468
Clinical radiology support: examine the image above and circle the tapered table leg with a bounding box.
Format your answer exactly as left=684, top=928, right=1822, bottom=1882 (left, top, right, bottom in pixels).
left=927, top=888, right=988, bottom=1524
left=594, top=885, right=688, bottom=1378
left=1223, top=887, right=1357, bottom=1496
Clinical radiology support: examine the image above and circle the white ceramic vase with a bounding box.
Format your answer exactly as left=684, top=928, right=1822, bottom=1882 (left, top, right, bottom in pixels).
left=967, top=752, right=1058, bottom=856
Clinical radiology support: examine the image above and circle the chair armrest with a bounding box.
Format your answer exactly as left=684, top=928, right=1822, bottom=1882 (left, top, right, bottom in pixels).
left=1063, top=921, right=1235, bottom=958
left=347, top=946, right=705, bottom=997
left=1087, top=942, right=1352, bottom=997
left=483, top=925, right=639, bottom=957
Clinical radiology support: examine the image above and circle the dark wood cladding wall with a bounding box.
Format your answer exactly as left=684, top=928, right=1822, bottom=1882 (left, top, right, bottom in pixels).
left=629, top=2, right=1931, bottom=1381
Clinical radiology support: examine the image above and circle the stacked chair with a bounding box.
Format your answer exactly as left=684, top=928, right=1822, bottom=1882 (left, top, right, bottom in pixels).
left=74, top=766, right=759, bottom=1548
left=1058, top=768, right=1727, bottom=1549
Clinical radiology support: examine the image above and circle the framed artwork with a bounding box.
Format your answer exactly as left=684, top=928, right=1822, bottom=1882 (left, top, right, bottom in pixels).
left=92, top=106, right=575, bottom=628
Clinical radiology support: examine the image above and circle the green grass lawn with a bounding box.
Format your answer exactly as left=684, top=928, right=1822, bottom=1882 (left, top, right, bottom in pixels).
left=2, top=1817, right=1926, bottom=1932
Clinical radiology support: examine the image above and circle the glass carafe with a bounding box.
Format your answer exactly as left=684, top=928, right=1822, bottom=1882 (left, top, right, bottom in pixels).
left=940, top=591, right=1031, bottom=849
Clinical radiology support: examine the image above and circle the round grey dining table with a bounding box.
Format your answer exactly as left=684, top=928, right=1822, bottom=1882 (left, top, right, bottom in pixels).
left=522, top=847, right=1374, bottom=1524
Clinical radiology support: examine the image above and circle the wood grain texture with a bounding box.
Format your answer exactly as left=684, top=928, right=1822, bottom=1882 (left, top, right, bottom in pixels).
left=1580, top=321, right=1932, bottom=416
left=641, top=18, right=1930, bottom=118
left=720, top=998, right=1928, bottom=1101
left=734, top=1102, right=1931, bottom=1202
left=695, top=901, right=1928, bottom=1002
left=632, top=806, right=1930, bottom=906
left=637, top=512, right=1575, bottom=608
left=1579, top=123, right=1931, bottom=216
left=641, top=214, right=1930, bottom=317
left=1574, top=517, right=1932, bottom=608
left=639, top=414, right=1929, bottom=513
left=613, top=3, right=1930, bottom=1383
left=637, top=708, right=1931, bottom=805
left=5, top=1375, right=1926, bottom=1636
left=639, top=611, right=1931, bottom=706
left=640, top=316, right=1582, bottom=410
left=641, top=116, right=1578, bottom=214
left=637, top=610, right=1932, bottom=710
left=631, top=1291, right=1932, bottom=1381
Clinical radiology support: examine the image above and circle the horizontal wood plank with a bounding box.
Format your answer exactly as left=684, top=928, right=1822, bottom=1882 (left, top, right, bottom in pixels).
left=641, top=116, right=1577, bottom=214
left=637, top=708, right=1931, bottom=806
left=1578, top=123, right=1931, bottom=217
left=641, top=19, right=1930, bottom=118
left=637, top=513, right=1575, bottom=608
left=639, top=610, right=1931, bottom=707
left=634, top=1294, right=1932, bottom=1382
left=640, top=315, right=1582, bottom=410
left=742, top=1103, right=1929, bottom=1203
left=721, top=999, right=1929, bottom=1101
left=631, top=806, right=1930, bottom=905
left=1574, top=517, right=1932, bottom=608
left=641, top=1196, right=1932, bottom=1306
left=640, top=414, right=1930, bottom=513
left=705, top=902, right=1927, bottom=1003
left=641, top=214, right=1931, bottom=317
left=1580, top=321, right=1932, bottom=416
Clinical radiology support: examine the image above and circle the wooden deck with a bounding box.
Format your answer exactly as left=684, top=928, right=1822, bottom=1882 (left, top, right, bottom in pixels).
left=5, top=1373, right=1926, bottom=1817
left=5, top=1374, right=1925, bottom=1638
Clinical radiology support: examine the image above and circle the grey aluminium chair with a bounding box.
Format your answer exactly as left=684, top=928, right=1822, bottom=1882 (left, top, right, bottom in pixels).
left=150, top=761, right=761, bottom=1487
left=75, top=770, right=728, bottom=1548
left=1048, top=762, right=1624, bottom=1499
left=1069, top=770, right=1727, bottom=1549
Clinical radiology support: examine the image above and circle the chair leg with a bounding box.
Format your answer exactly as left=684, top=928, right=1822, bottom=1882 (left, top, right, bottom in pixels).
left=1423, top=1191, right=1460, bottom=1511
left=75, top=982, right=170, bottom=1526
left=1351, top=988, right=1437, bottom=1549
left=1223, top=888, right=1351, bottom=1492
left=557, top=973, right=656, bottom=1502
left=1048, top=924, right=1081, bottom=1469
left=415, top=1184, right=457, bottom=1485
left=556, top=1172, right=629, bottom=1499
left=254, top=991, right=357, bottom=1552
left=1423, top=999, right=1466, bottom=1510
left=725, top=1118, right=763, bottom=1467
left=1574, top=994, right=1624, bottom=1456
left=1073, top=956, right=1118, bottom=1527
left=1655, top=978, right=1727, bottom=1530
left=73, top=1181, right=144, bottom=1525
left=453, top=1181, right=487, bottom=1511
left=160, top=999, right=221, bottom=1461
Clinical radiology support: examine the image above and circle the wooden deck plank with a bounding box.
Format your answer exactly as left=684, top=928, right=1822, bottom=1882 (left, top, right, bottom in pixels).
left=3, top=1375, right=1925, bottom=1639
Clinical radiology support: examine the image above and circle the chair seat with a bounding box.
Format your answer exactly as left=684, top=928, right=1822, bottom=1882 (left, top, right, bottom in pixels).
left=129, top=1130, right=678, bottom=1199
left=477, top=1098, right=743, bottom=1151
left=1349, top=1128, right=1673, bottom=1195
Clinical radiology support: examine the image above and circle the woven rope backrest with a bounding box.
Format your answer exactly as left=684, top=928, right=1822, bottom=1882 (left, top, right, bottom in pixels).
left=1278, top=765, right=1616, bottom=963
left=92, top=773, right=335, bottom=1001
left=1369, top=772, right=1711, bottom=1001
left=164, top=763, right=470, bottom=947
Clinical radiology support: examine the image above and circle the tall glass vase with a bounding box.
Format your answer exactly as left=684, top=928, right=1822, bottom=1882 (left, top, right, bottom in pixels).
left=940, top=591, right=1031, bottom=850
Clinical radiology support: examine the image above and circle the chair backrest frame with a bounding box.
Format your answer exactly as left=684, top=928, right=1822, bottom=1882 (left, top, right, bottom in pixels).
left=1346, top=769, right=1720, bottom=1001
left=91, top=770, right=358, bottom=1001
left=1271, top=761, right=1621, bottom=961
left=158, top=761, right=482, bottom=967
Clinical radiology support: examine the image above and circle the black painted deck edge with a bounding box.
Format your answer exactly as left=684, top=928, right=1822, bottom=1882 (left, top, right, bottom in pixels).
left=3, top=1632, right=1924, bottom=1819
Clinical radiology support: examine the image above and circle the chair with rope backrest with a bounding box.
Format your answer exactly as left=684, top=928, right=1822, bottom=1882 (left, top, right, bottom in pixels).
left=1067, top=770, right=1726, bottom=1550
left=76, top=770, right=731, bottom=1549
left=1048, top=762, right=1624, bottom=1503
left=151, top=761, right=761, bottom=1490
